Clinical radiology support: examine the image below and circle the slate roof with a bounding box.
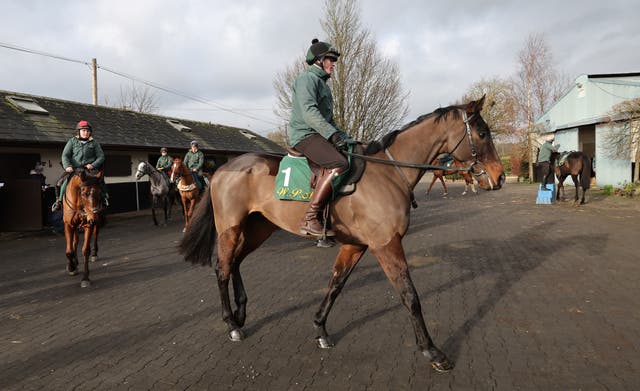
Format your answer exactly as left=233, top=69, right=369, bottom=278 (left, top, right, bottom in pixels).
left=0, top=89, right=285, bottom=155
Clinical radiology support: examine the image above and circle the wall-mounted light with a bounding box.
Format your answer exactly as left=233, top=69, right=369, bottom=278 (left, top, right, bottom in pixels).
left=576, top=82, right=583, bottom=88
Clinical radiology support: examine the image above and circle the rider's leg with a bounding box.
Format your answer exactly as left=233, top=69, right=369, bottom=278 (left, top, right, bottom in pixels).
left=294, top=134, right=348, bottom=237
left=51, top=173, right=69, bottom=212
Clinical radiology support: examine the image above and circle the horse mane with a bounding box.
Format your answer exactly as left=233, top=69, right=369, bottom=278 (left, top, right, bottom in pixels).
left=364, top=104, right=463, bottom=155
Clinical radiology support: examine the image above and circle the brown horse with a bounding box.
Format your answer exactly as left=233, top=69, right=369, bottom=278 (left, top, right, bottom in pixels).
left=179, top=97, right=505, bottom=372
left=62, top=168, right=104, bottom=288
left=552, top=151, right=594, bottom=205
left=426, top=159, right=477, bottom=196
left=171, top=157, right=200, bottom=232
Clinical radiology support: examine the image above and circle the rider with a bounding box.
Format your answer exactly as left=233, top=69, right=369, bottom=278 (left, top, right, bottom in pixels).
left=289, top=38, right=353, bottom=237
left=184, top=140, right=205, bottom=190
left=156, top=147, right=173, bottom=179
left=537, top=135, right=559, bottom=191
left=51, top=120, right=109, bottom=212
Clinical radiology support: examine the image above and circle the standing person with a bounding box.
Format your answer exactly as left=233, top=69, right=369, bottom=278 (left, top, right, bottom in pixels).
left=288, top=38, right=352, bottom=237
left=30, top=163, right=48, bottom=225
left=184, top=140, right=204, bottom=190
left=51, top=120, right=108, bottom=211
left=537, top=135, right=559, bottom=191
left=156, top=147, right=173, bottom=178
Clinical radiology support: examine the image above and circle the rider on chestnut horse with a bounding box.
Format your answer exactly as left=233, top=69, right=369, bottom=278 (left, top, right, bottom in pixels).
left=51, top=120, right=109, bottom=212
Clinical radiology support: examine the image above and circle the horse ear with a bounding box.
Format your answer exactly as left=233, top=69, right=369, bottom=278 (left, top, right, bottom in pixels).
left=466, top=94, right=486, bottom=113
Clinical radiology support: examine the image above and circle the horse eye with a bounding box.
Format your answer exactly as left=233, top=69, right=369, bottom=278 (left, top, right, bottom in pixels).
left=477, top=130, right=487, bottom=139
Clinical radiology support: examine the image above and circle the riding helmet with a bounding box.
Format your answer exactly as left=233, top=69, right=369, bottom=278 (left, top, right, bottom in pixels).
left=76, top=120, right=93, bottom=132
left=305, top=38, right=340, bottom=65
left=190, top=140, right=198, bottom=147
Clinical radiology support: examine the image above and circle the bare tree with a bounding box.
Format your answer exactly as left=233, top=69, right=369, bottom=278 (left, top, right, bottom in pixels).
left=604, top=98, right=640, bottom=182
left=462, top=76, right=519, bottom=142
left=273, top=0, right=408, bottom=143
left=266, top=126, right=289, bottom=148
left=115, top=83, right=159, bottom=113
left=512, top=33, right=566, bottom=180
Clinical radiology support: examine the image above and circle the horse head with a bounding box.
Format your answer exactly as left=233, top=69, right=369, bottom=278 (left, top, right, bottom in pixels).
left=77, top=168, right=103, bottom=225
left=171, top=157, right=190, bottom=184
left=442, top=96, right=505, bottom=191
left=135, top=161, right=150, bottom=180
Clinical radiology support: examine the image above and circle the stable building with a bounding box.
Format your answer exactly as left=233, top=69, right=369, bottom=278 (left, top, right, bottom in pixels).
left=0, top=89, right=285, bottom=231
left=535, top=72, right=640, bottom=187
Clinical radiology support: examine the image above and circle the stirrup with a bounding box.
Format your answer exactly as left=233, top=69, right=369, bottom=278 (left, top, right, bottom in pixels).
left=51, top=200, right=61, bottom=212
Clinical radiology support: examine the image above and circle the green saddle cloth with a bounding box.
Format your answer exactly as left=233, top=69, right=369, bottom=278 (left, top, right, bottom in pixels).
left=275, top=154, right=350, bottom=202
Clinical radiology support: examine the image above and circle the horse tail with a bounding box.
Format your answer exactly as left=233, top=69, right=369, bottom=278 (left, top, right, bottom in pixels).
left=178, top=189, right=216, bottom=266
left=581, top=155, right=592, bottom=189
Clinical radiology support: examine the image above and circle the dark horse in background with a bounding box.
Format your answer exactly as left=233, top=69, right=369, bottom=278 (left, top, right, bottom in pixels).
left=551, top=151, right=595, bottom=205
left=179, top=97, right=505, bottom=373
left=135, top=161, right=178, bottom=226
left=62, top=168, right=104, bottom=287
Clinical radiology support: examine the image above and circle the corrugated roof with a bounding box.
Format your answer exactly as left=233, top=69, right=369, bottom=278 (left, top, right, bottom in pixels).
left=0, top=89, right=285, bottom=155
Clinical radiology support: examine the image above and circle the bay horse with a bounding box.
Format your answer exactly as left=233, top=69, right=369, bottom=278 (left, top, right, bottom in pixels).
left=426, top=159, right=477, bottom=196
left=171, top=157, right=200, bottom=232
left=62, top=168, right=104, bottom=288
left=135, top=161, right=178, bottom=226
left=552, top=151, right=594, bottom=205
left=179, top=97, right=505, bottom=372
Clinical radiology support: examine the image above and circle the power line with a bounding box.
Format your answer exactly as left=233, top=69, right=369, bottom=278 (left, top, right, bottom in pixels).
left=0, top=41, right=283, bottom=129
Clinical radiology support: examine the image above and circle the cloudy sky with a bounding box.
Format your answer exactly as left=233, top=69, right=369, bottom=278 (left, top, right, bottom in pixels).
left=1, top=0, right=637, bottom=137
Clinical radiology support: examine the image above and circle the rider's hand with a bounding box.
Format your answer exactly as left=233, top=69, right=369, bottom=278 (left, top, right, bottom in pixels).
left=329, top=131, right=353, bottom=150
left=65, top=167, right=73, bottom=173
left=192, top=168, right=197, bottom=172
left=86, top=164, right=94, bottom=170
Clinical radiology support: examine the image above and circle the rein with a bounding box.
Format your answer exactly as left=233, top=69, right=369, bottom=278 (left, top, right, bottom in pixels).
left=344, top=110, right=492, bottom=208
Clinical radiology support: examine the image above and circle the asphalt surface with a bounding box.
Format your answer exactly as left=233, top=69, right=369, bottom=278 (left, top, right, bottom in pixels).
left=1, top=180, right=639, bottom=390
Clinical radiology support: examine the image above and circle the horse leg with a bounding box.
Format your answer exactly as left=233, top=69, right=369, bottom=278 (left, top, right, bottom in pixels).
left=313, top=244, right=368, bottom=349
left=215, top=226, right=247, bottom=341
left=90, top=224, right=99, bottom=263
left=230, top=214, right=277, bottom=329
left=571, top=175, right=580, bottom=204
left=426, top=174, right=438, bottom=195
left=65, top=225, right=78, bottom=276
left=152, top=206, right=159, bottom=226
left=371, top=233, right=453, bottom=372
left=440, top=177, right=448, bottom=196
left=80, top=226, right=92, bottom=287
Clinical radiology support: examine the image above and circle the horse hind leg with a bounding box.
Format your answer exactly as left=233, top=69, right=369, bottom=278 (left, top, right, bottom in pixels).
left=216, top=215, right=277, bottom=341
left=314, top=244, right=367, bottom=349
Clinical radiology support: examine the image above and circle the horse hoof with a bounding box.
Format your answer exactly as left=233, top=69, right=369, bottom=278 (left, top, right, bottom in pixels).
left=68, top=270, right=78, bottom=276
left=229, top=329, right=244, bottom=342
left=316, top=336, right=335, bottom=349
left=182, top=228, right=187, bottom=233
left=461, top=191, right=467, bottom=195
left=80, top=280, right=91, bottom=288
left=90, top=255, right=98, bottom=263
left=431, top=358, right=454, bottom=372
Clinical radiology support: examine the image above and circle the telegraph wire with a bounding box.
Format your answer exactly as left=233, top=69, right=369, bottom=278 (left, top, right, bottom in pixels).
left=0, top=41, right=283, bottom=129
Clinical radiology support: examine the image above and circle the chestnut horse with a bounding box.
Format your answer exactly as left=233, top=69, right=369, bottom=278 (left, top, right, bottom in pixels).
left=552, top=151, right=594, bottom=205
left=171, top=157, right=200, bottom=232
left=62, top=168, right=104, bottom=287
left=179, top=97, right=505, bottom=372
left=426, top=160, right=477, bottom=196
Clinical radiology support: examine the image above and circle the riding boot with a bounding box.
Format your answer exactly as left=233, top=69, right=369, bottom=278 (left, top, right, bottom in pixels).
left=51, top=186, right=62, bottom=212
left=299, top=167, right=343, bottom=237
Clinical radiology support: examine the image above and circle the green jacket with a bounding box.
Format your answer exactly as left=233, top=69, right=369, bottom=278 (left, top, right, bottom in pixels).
left=184, top=150, right=204, bottom=170
left=288, top=65, right=341, bottom=147
left=537, top=141, right=558, bottom=163
left=61, top=136, right=105, bottom=169
left=156, top=154, right=173, bottom=171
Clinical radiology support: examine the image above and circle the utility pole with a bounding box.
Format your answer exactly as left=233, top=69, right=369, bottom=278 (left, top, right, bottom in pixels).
left=91, top=58, right=98, bottom=105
